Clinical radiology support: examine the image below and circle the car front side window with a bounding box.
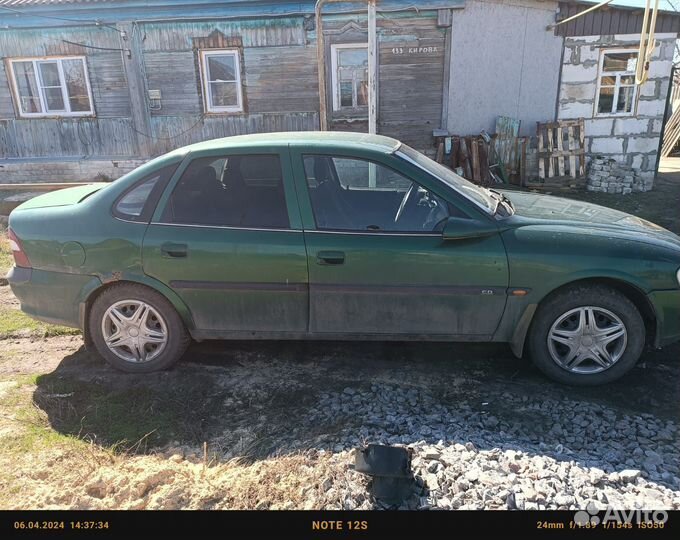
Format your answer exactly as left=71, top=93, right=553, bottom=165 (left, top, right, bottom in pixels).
left=162, top=154, right=290, bottom=229
left=303, top=155, right=454, bottom=233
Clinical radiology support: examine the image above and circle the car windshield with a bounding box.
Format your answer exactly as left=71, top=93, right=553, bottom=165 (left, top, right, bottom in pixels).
left=396, top=143, right=497, bottom=214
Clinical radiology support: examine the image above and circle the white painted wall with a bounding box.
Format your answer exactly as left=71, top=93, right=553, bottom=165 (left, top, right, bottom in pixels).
left=446, top=0, right=563, bottom=136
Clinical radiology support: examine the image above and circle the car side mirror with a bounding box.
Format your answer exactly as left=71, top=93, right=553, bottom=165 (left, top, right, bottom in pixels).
left=442, top=217, right=499, bottom=241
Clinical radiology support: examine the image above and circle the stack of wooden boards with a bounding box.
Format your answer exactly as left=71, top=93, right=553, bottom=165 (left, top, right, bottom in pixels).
left=433, top=116, right=528, bottom=187
left=435, top=134, right=495, bottom=186
left=434, top=117, right=587, bottom=191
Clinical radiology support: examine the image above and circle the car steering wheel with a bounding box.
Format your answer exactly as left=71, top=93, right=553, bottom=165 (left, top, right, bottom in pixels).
left=394, top=183, right=417, bottom=224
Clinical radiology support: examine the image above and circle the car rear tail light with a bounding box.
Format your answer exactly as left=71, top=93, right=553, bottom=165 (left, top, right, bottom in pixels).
left=7, top=228, right=31, bottom=268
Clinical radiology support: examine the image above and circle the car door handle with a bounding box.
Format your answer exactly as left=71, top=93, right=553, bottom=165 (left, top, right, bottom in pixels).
left=161, top=243, right=188, bottom=258
left=316, top=251, right=345, bottom=265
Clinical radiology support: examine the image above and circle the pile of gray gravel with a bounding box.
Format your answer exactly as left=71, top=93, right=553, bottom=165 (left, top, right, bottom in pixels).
left=289, top=382, right=680, bottom=510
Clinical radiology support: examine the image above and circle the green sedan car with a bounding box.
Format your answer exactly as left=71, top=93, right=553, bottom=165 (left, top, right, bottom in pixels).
left=6, top=132, right=680, bottom=385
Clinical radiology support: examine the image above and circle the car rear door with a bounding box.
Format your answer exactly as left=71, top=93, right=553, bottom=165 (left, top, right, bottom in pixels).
left=290, top=148, right=509, bottom=337
left=142, top=147, right=308, bottom=337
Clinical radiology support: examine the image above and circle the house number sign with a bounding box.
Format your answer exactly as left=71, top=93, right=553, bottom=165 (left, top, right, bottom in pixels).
left=390, top=46, right=439, bottom=55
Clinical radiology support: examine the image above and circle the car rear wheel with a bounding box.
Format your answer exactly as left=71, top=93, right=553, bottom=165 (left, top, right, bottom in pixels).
left=527, top=284, right=645, bottom=386
left=89, top=283, right=190, bottom=373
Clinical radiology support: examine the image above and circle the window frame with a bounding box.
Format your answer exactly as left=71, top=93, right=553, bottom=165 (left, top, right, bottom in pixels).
left=302, top=153, right=456, bottom=235
left=7, top=56, right=95, bottom=118
left=594, top=48, right=639, bottom=118
left=160, top=153, right=292, bottom=230
left=199, top=49, right=244, bottom=114
left=112, top=163, right=180, bottom=224
left=330, top=43, right=369, bottom=112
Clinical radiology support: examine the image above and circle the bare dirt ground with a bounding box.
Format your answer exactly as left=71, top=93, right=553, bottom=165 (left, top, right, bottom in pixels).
left=1, top=320, right=679, bottom=509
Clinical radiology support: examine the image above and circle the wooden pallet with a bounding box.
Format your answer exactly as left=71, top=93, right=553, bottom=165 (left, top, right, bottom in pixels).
left=536, top=118, right=586, bottom=184
left=662, top=69, right=680, bottom=157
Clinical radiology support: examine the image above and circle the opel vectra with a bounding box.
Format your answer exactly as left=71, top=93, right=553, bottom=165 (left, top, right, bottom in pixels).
left=7, top=132, right=680, bottom=385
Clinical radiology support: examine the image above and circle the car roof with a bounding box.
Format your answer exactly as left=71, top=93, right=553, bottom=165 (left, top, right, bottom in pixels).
left=180, top=131, right=402, bottom=154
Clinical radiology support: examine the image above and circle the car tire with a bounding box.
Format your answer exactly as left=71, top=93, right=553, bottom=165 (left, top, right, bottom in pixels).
left=527, top=284, right=645, bottom=386
left=89, top=283, right=190, bottom=373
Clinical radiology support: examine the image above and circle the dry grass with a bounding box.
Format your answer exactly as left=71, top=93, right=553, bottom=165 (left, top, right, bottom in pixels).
left=0, top=357, right=359, bottom=510
left=0, top=232, right=11, bottom=278
left=0, top=309, right=80, bottom=340
left=0, top=288, right=79, bottom=340
left=0, top=375, right=348, bottom=510
left=0, top=444, right=349, bottom=509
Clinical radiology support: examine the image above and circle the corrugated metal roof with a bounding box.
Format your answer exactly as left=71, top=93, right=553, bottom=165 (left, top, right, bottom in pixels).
left=556, top=1, right=680, bottom=37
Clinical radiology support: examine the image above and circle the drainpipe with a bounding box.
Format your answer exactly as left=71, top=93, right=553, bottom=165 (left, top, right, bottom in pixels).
left=315, top=0, right=377, bottom=132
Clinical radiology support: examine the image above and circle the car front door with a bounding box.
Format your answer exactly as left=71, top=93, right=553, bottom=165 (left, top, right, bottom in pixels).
left=290, top=149, right=509, bottom=337
left=142, top=148, right=308, bottom=336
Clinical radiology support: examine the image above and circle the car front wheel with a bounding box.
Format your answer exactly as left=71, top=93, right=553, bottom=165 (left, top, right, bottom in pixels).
left=527, top=284, right=645, bottom=386
left=89, top=283, right=190, bottom=373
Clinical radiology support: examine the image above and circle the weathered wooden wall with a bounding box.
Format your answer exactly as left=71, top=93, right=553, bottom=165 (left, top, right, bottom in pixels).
left=377, top=13, right=446, bottom=149
left=244, top=47, right=320, bottom=113
left=315, top=11, right=446, bottom=148
left=0, top=118, right=138, bottom=158
left=0, top=26, right=135, bottom=158
left=141, top=17, right=316, bottom=119
left=89, top=52, right=132, bottom=118
left=0, top=10, right=447, bottom=161
left=148, top=113, right=320, bottom=155
left=139, top=10, right=446, bottom=155
left=139, top=17, right=321, bottom=155
left=0, top=66, right=15, bottom=120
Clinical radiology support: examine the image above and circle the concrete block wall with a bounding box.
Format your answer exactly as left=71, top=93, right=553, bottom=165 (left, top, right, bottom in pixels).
left=0, top=159, right=146, bottom=184
left=557, top=33, right=676, bottom=191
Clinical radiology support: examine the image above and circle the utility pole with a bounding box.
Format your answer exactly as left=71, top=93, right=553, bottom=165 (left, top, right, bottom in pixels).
left=368, top=0, right=377, bottom=135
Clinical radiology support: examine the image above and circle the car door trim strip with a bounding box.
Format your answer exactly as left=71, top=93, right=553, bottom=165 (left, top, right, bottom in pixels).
left=304, top=230, right=442, bottom=237
left=168, top=281, right=508, bottom=296
left=311, top=284, right=508, bottom=296
left=153, top=222, right=302, bottom=233
left=170, top=280, right=308, bottom=292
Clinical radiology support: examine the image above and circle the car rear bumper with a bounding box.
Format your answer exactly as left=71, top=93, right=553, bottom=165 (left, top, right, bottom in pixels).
left=648, top=289, right=680, bottom=348
left=7, top=266, right=101, bottom=329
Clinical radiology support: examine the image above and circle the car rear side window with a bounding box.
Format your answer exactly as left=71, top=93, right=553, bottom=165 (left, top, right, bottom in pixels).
left=113, top=163, right=178, bottom=222
left=161, top=154, right=290, bottom=229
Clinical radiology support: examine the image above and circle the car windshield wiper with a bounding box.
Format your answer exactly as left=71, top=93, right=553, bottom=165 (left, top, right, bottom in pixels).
left=487, top=189, right=515, bottom=217
left=500, top=193, right=515, bottom=213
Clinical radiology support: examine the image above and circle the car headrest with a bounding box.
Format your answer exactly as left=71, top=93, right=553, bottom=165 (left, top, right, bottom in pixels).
left=313, top=157, right=331, bottom=185
left=194, top=166, right=219, bottom=192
